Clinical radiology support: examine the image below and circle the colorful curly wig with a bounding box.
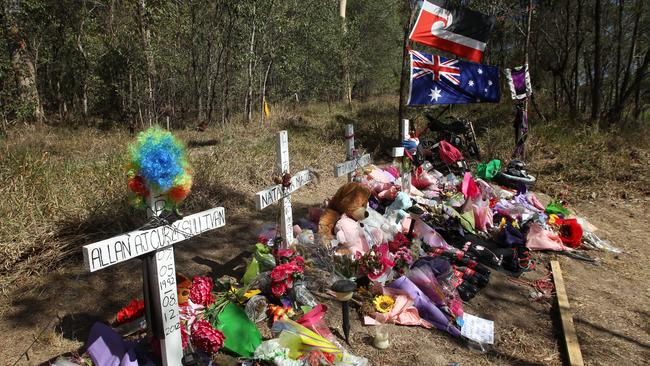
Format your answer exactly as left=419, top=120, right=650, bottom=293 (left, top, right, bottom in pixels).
left=126, top=126, right=192, bottom=209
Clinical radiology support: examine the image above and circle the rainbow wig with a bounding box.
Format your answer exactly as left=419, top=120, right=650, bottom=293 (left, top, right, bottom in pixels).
left=126, top=126, right=192, bottom=209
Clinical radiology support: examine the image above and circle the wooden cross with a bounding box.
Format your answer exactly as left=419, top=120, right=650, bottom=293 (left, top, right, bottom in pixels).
left=333, top=124, right=372, bottom=182
left=82, top=192, right=226, bottom=366
left=255, top=130, right=312, bottom=247
left=391, top=119, right=412, bottom=193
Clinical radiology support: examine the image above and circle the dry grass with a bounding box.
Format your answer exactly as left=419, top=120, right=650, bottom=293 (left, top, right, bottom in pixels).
left=1, top=95, right=648, bottom=289
left=0, top=102, right=351, bottom=288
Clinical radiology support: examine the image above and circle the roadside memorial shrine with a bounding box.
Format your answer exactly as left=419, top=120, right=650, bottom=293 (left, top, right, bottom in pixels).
left=57, top=1, right=626, bottom=365
left=255, top=130, right=313, bottom=248
left=82, top=127, right=226, bottom=366
left=333, top=124, right=372, bottom=182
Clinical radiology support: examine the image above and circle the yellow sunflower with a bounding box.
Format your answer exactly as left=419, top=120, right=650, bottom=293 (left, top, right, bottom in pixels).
left=373, top=295, right=395, bottom=313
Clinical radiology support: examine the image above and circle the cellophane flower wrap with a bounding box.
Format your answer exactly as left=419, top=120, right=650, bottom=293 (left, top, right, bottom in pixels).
left=356, top=243, right=395, bottom=281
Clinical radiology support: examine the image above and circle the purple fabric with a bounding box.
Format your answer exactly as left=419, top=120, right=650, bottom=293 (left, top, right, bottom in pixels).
left=498, top=222, right=526, bottom=248
left=514, top=194, right=542, bottom=214
left=86, top=322, right=140, bottom=366
left=406, top=266, right=447, bottom=307
left=512, top=69, right=527, bottom=95
left=387, top=276, right=461, bottom=337
left=86, top=322, right=155, bottom=366
left=414, top=256, right=452, bottom=280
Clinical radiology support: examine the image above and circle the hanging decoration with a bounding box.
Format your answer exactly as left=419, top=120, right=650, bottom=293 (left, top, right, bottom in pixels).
left=126, top=126, right=192, bottom=209
left=505, top=64, right=533, bottom=100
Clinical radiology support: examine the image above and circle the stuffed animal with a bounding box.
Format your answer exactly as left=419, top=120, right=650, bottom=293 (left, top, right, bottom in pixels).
left=318, top=182, right=371, bottom=239
left=297, top=229, right=315, bottom=246
left=362, top=207, right=396, bottom=246
left=385, top=191, right=413, bottom=225
left=335, top=214, right=370, bottom=254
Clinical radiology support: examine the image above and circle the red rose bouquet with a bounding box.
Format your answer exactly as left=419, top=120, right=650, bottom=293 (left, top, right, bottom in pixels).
left=270, top=260, right=304, bottom=298
left=115, top=299, right=145, bottom=325
left=275, top=248, right=305, bottom=266
left=388, top=232, right=410, bottom=253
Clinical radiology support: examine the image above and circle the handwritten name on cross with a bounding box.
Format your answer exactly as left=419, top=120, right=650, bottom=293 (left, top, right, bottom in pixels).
left=255, top=130, right=311, bottom=247
left=391, top=119, right=412, bottom=193
left=82, top=193, right=226, bottom=366
left=333, top=124, right=372, bottom=182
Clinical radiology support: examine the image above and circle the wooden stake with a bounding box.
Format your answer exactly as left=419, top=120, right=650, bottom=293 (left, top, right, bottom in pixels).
left=551, top=260, right=585, bottom=366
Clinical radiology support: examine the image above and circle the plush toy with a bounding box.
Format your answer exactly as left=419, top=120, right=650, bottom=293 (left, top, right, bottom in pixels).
left=335, top=214, right=370, bottom=254
left=362, top=207, right=396, bottom=246
left=318, top=182, right=371, bottom=238
left=385, top=191, right=413, bottom=225
left=297, top=229, right=315, bottom=246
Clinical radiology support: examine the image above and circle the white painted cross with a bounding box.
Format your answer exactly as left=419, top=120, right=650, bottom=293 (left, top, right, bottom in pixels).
left=82, top=192, right=226, bottom=366
left=255, top=130, right=312, bottom=248
left=333, top=124, right=372, bottom=182
left=392, top=119, right=412, bottom=193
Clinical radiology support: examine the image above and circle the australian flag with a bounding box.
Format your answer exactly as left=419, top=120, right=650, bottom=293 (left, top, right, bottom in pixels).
left=408, top=49, right=500, bottom=105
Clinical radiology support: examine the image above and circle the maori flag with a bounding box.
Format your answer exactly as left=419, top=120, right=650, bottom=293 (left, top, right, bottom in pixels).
left=409, top=0, right=495, bottom=63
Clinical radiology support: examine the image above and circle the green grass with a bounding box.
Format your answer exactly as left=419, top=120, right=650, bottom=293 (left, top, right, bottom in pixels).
left=0, top=96, right=648, bottom=286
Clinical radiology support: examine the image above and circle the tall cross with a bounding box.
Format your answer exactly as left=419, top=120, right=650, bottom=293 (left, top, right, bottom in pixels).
left=333, top=124, right=372, bottom=182
left=255, top=131, right=312, bottom=247
left=82, top=193, right=226, bottom=366
left=392, top=119, right=412, bottom=193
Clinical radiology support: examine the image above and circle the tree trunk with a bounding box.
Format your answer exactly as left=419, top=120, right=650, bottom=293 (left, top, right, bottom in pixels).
left=571, top=0, right=583, bottom=117
left=606, top=0, right=644, bottom=124
left=260, top=59, right=272, bottom=127
left=76, top=0, right=95, bottom=118
left=136, top=0, right=157, bottom=126
left=340, top=0, right=352, bottom=105
left=591, top=0, right=602, bottom=124
left=397, top=2, right=415, bottom=136
left=614, top=0, right=624, bottom=104
left=245, top=4, right=256, bottom=124
left=3, top=0, right=44, bottom=122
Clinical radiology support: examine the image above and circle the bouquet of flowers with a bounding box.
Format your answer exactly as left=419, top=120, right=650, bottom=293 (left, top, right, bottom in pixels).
left=268, top=248, right=305, bottom=298
left=270, top=260, right=305, bottom=298
left=115, top=299, right=145, bottom=325
left=388, top=232, right=410, bottom=253
left=393, top=247, right=414, bottom=275
left=355, top=243, right=395, bottom=281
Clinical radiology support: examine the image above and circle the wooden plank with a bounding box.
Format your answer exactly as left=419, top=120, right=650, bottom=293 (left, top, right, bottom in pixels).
left=551, top=260, right=585, bottom=366
left=254, top=169, right=311, bottom=210
left=334, top=154, right=371, bottom=177
left=82, top=207, right=226, bottom=272
left=277, top=131, right=293, bottom=247
left=152, top=246, right=182, bottom=365
left=400, top=118, right=409, bottom=140
left=345, top=124, right=355, bottom=182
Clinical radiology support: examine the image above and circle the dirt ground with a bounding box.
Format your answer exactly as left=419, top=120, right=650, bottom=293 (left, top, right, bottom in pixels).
left=1, top=166, right=649, bottom=366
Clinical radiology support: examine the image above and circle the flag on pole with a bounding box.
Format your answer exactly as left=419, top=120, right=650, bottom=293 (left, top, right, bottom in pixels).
left=409, top=0, right=495, bottom=63
left=407, top=49, right=500, bottom=105
left=505, top=65, right=532, bottom=100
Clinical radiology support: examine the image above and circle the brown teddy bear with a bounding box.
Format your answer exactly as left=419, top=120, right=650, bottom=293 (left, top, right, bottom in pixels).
left=318, top=182, right=371, bottom=239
